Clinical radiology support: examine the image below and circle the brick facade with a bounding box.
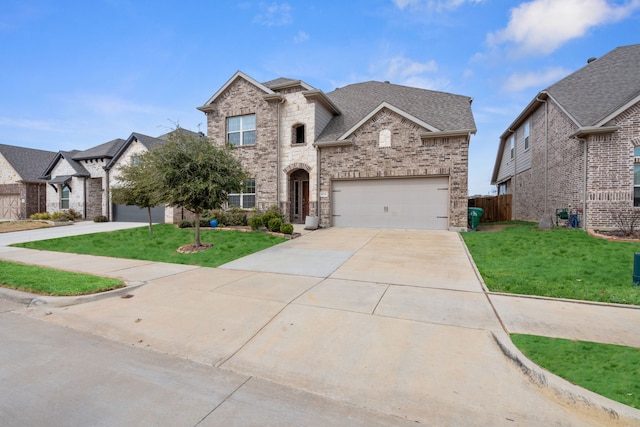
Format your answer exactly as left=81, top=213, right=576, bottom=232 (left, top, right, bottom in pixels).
left=503, top=99, right=640, bottom=230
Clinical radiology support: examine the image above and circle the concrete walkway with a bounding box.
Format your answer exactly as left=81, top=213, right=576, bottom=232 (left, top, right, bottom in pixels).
left=1, top=222, right=639, bottom=425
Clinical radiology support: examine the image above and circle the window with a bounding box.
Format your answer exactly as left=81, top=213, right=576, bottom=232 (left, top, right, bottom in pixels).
left=227, top=114, right=256, bottom=146
left=60, top=185, right=70, bottom=209
left=524, top=121, right=530, bottom=150
left=293, top=124, right=305, bottom=144
left=509, top=135, right=515, bottom=159
left=228, top=178, right=256, bottom=209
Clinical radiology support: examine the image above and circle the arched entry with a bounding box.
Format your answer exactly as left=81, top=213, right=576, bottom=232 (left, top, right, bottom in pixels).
left=289, top=169, right=310, bottom=224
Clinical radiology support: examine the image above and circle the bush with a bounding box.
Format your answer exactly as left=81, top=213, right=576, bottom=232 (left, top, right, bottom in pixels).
left=199, top=218, right=211, bottom=228
left=67, top=208, right=82, bottom=220
left=225, top=206, right=248, bottom=226
left=267, top=217, right=282, bottom=233
left=52, top=211, right=77, bottom=222
left=93, top=215, right=108, bottom=222
left=261, top=205, right=282, bottom=227
left=29, top=212, right=51, bottom=220
left=177, top=219, right=193, bottom=228
left=250, top=215, right=264, bottom=230
left=280, top=222, right=294, bottom=235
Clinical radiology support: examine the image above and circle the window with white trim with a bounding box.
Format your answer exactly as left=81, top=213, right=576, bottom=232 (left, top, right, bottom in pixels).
left=524, top=121, right=530, bottom=150
left=228, top=178, right=256, bottom=209
left=509, top=135, right=515, bottom=159
left=227, top=114, right=256, bottom=146
left=61, top=185, right=70, bottom=209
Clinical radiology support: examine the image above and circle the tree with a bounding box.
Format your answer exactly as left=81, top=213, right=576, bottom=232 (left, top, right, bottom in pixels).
left=111, top=153, right=161, bottom=234
left=148, top=128, right=245, bottom=248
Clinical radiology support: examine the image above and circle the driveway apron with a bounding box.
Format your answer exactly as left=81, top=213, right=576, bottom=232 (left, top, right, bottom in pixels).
left=3, top=226, right=639, bottom=425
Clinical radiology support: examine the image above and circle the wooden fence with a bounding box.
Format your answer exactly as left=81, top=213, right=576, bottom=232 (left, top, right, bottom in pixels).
left=468, top=194, right=512, bottom=223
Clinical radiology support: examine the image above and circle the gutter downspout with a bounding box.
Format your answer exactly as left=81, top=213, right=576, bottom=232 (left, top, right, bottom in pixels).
left=583, top=138, right=588, bottom=229
left=83, top=178, right=87, bottom=219
left=507, top=129, right=517, bottom=219
left=316, top=144, right=321, bottom=222
left=104, top=168, right=110, bottom=221
left=276, top=97, right=285, bottom=213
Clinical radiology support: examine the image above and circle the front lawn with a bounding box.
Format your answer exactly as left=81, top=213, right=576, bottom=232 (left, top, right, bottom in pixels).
left=512, top=334, right=640, bottom=409
left=0, top=260, right=124, bottom=296
left=13, top=224, right=286, bottom=268
left=462, top=223, right=640, bottom=305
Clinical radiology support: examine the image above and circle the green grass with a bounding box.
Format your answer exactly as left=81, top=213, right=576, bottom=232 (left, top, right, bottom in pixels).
left=462, top=223, right=640, bottom=305
left=14, top=224, right=286, bottom=268
left=512, top=334, right=640, bottom=409
left=0, top=260, right=124, bottom=296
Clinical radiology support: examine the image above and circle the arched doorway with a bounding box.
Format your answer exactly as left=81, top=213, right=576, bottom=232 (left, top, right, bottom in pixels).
left=289, top=169, right=309, bottom=224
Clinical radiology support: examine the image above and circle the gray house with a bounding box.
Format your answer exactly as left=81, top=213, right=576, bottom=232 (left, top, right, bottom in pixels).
left=0, top=144, right=56, bottom=219
left=491, top=44, right=640, bottom=230
left=198, top=71, right=476, bottom=230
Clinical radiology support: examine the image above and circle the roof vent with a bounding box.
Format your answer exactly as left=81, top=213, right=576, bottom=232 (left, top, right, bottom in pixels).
left=587, top=57, right=597, bottom=64
left=384, top=81, right=390, bottom=84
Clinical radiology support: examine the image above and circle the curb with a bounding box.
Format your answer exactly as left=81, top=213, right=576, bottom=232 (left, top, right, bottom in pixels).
left=491, top=330, right=640, bottom=425
left=0, top=281, right=146, bottom=308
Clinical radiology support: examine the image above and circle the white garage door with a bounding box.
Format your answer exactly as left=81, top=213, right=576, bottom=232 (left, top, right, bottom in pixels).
left=0, top=194, right=19, bottom=220
left=332, top=177, right=449, bottom=230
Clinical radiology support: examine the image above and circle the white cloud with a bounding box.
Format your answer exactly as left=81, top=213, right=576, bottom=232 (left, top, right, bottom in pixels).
left=293, top=30, right=308, bottom=43
left=252, top=2, right=292, bottom=26
left=0, top=117, right=67, bottom=133
left=488, top=0, right=640, bottom=55
left=374, top=55, right=450, bottom=90
left=502, top=66, right=571, bottom=92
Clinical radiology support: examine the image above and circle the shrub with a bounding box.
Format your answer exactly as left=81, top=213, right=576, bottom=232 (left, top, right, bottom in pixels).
left=29, top=212, right=51, bottom=220
left=67, top=208, right=82, bottom=220
left=52, top=211, right=77, bottom=222
left=280, top=222, right=294, bottom=235
left=199, top=218, right=211, bottom=228
left=93, top=215, right=108, bottom=223
left=177, top=219, right=193, bottom=228
left=261, top=205, right=282, bottom=227
left=225, top=206, right=248, bottom=226
left=267, top=217, right=282, bottom=233
left=250, top=215, right=264, bottom=230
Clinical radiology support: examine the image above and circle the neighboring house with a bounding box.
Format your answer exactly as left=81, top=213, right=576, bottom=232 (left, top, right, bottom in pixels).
left=491, top=44, right=640, bottom=230
left=197, top=71, right=476, bottom=230
left=0, top=144, right=56, bottom=219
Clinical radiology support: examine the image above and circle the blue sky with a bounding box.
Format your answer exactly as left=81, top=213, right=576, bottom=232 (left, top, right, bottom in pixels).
left=1, top=0, right=639, bottom=195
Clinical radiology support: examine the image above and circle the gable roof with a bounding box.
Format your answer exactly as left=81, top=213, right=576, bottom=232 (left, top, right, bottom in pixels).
left=0, top=144, right=56, bottom=183
left=262, top=77, right=316, bottom=91
left=198, top=71, right=275, bottom=111
left=317, top=81, right=476, bottom=142
left=546, top=44, right=640, bottom=127
left=41, top=150, right=90, bottom=180
left=105, top=132, right=165, bottom=170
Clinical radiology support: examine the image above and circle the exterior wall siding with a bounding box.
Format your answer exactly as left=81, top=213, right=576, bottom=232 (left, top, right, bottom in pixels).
left=318, top=108, right=469, bottom=229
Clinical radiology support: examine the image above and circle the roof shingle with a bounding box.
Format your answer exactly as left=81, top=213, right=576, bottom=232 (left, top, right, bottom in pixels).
left=0, top=144, right=57, bottom=182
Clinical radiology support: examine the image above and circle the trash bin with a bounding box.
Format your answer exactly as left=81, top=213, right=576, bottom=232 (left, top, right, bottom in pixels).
left=633, top=253, right=640, bottom=286
left=468, top=207, right=483, bottom=230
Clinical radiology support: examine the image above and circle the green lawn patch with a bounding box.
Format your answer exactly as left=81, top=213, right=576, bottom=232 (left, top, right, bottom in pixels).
left=0, top=260, right=124, bottom=296
left=461, top=223, right=640, bottom=305
left=512, top=334, right=640, bottom=409
left=13, top=224, right=286, bottom=268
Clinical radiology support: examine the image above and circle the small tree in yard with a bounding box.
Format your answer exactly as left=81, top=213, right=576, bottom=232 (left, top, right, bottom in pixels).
left=111, top=153, right=161, bottom=234
left=148, top=129, right=245, bottom=249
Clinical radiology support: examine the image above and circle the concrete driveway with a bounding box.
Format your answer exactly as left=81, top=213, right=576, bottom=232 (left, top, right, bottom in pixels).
left=1, top=225, right=639, bottom=425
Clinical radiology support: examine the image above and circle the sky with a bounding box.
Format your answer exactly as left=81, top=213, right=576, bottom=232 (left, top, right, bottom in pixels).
left=1, top=0, right=639, bottom=196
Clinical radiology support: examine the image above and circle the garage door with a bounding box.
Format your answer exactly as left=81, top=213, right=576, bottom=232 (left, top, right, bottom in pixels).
left=0, top=194, right=19, bottom=220
left=332, top=177, right=449, bottom=230
left=112, top=204, right=165, bottom=223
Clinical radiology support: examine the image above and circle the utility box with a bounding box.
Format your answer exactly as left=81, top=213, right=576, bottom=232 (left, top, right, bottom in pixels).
left=634, top=253, right=640, bottom=286
left=468, top=207, right=483, bottom=231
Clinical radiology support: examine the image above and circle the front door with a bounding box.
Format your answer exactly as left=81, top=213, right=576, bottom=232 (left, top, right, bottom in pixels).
left=290, top=169, right=310, bottom=224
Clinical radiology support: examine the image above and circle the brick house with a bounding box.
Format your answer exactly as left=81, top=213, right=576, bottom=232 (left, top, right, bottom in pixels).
left=491, top=44, right=640, bottom=230
left=198, top=71, right=476, bottom=230
left=0, top=144, right=56, bottom=219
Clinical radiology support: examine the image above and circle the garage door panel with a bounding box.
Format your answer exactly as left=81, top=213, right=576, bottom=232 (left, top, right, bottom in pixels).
left=332, top=178, right=448, bottom=230
left=0, top=194, right=19, bottom=220
left=112, top=204, right=165, bottom=223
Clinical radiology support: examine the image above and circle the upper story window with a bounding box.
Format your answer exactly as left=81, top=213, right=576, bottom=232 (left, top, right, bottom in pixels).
left=293, top=124, right=305, bottom=144
left=509, top=135, right=515, bottom=159
left=634, top=147, right=640, bottom=207
left=61, top=185, right=70, bottom=209
left=524, top=121, right=530, bottom=150
left=227, top=114, right=256, bottom=147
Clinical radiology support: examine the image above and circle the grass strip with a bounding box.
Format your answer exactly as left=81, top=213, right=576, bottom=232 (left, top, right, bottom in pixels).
left=512, top=334, right=640, bottom=409
left=462, top=223, right=640, bottom=305
left=13, top=224, right=286, bottom=268
left=0, top=260, right=124, bottom=296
